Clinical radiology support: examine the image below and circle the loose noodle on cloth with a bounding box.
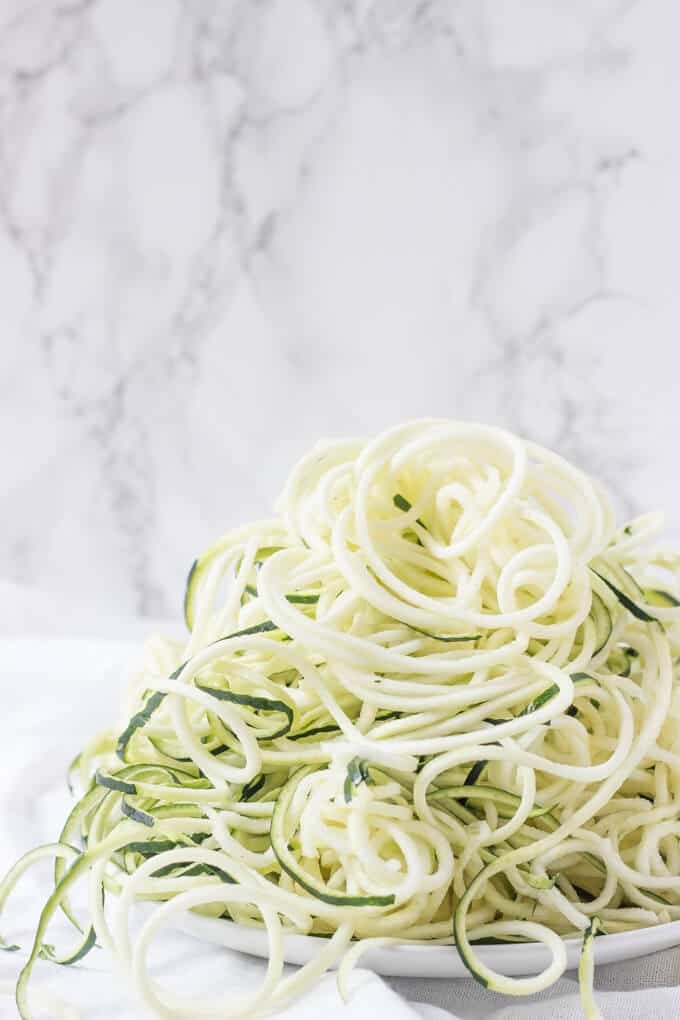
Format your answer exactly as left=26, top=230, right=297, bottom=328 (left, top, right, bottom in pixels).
left=3, top=419, right=680, bottom=1020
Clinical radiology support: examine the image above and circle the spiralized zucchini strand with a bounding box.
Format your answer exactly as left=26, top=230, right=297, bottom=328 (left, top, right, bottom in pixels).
left=4, top=419, right=680, bottom=1020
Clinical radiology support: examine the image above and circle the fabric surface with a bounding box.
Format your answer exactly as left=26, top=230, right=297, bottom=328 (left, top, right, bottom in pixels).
left=2, top=606, right=680, bottom=1019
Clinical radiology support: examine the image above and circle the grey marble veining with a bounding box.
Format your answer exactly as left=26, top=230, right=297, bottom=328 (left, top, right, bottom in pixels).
left=2, top=0, right=679, bottom=621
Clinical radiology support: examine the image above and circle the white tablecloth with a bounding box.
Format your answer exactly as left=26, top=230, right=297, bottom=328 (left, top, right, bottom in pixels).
left=2, top=598, right=680, bottom=1019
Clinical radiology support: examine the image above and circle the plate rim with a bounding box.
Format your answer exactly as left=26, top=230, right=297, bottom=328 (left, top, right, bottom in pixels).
left=177, top=911, right=680, bottom=978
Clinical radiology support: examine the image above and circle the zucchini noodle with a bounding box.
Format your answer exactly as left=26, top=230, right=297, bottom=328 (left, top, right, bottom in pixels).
left=3, top=419, right=680, bottom=1020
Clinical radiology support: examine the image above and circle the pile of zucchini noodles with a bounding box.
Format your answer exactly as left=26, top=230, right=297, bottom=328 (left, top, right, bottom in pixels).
left=3, top=419, right=680, bottom=1020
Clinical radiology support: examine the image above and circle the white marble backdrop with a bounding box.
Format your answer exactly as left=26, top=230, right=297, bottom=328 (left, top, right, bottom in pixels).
left=2, top=0, right=680, bottom=621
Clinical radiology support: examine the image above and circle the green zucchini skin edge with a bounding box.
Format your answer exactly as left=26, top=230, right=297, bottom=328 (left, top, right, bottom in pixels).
left=95, top=771, right=137, bottom=795
left=429, top=785, right=555, bottom=821
left=183, top=558, right=199, bottom=630
left=392, top=492, right=427, bottom=529
left=461, top=675, right=592, bottom=792
left=15, top=830, right=159, bottom=1019
left=289, top=722, right=342, bottom=742
left=462, top=757, right=491, bottom=790
left=588, top=592, right=612, bottom=655
left=578, top=915, right=603, bottom=1019
left=121, top=800, right=155, bottom=828
left=116, top=690, right=166, bottom=761
left=643, top=587, right=680, bottom=608
left=409, top=625, right=482, bottom=644
left=591, top=564, right=658, bottom=624
left=241, top=774, right=266, bottom=801
left=115, top=620, right=282, bottom=761
left=343, top=758, right=374, bottom=803
left=270, top=765, right=395, bottom=908
left=453, top=857, right=509, bottom=990
left=184, top=544, right=289, bottom=631
left=195, top=682, right=294, bottom=741
left=39, top=923, right=97, bottom=966
left=393, top=493, right=413, bottom=513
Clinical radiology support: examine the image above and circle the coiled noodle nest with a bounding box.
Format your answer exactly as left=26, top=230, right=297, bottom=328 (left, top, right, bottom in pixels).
left=3, top=419, right=680, bottom=1020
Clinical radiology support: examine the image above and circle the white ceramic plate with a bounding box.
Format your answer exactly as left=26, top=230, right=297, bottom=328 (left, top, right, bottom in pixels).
left=179, top=914, right=680, bottom=978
